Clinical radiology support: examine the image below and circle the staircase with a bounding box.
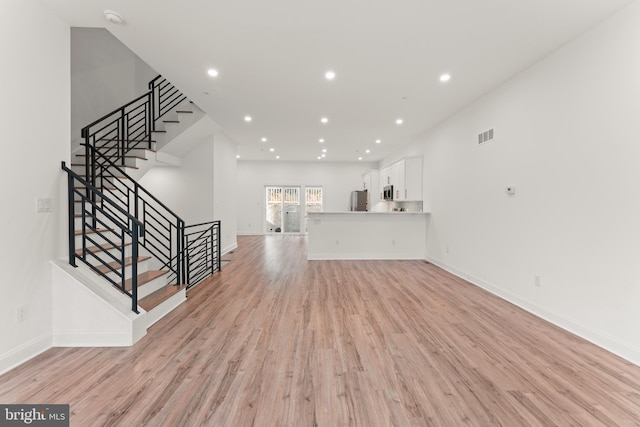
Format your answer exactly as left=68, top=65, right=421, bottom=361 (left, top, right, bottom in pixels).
left=57, top=76, right=221, bottom=345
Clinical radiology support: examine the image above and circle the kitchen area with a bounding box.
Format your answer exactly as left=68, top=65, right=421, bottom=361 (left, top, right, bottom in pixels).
left=307, top=155, right=430, bottom=260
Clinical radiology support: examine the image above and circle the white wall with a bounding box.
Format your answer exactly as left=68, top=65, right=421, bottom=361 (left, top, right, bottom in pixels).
left=214, top=134, right=239, bottom=253
left=0, top=0, right=70, bottom=374
left=401, top=1, right=640, bottom=364
left=140, top=138, right=215, bottom=224
left=71, top=28, right=157, bottom=152
left=140, top=134, right=238, bottom=254
left=237, top=160, right=377, bottom=234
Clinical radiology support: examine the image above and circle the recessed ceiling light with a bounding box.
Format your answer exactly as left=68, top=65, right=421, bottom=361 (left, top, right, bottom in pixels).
left=358, top=157, right=363, bottom=161
left=440, top=73, right=451, bottom=82
left=325, top=71, right=336, bottom=80
left=244, top=116, right=252, bottom=122
left=261, top=137, right=267, bottom=142
left=322, top=148, right=327, bottom=153
left=321, top=154, right=326, bottom=158
left=103, top=10, right=124, bottom=24
left=236, top=155, right=240, bottom=159
left=207, top=69, right=219, bottom=77
left=375, top=139, right=381, bottom=144
left=269, top=148, right=275, bottom=152
left=365, top=149, right=371, bottom=154
left=317, top=156, right=322, bottom=160
left=276, top=155, right=280, bottom=159
left=319, top=138, right=325, bottom=143
left=395, top=118, right=404, bottom=125
left=321, top=117, right=329, bottom=124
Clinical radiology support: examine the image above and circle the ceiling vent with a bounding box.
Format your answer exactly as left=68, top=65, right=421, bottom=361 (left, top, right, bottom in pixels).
left=478, top=128, right=494, bottom=145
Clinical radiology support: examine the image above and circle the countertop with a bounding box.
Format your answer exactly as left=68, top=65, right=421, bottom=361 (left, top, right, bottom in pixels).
left=308, top=211, right=430, bottom=215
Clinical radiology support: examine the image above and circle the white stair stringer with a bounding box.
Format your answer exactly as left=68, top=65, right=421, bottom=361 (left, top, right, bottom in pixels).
left=153, top=101, right=219, bottom=159
left=51, top=260, right=186, bottom=347
left=145, top=287, right=187, bottom=328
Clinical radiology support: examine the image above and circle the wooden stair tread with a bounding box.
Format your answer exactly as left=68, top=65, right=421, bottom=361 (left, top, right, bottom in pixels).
left=95, top=138, right=157, bottom=143
left=76, top=174, right=129, bottom=179
left=125, top=269, right=169, bottom=291
left=75, top=154, right=148, bottom=160
left=74, top=209, right=120, bottom=217
left=73, top=187, right=116, bottom=192
left=75, top=242, right=131, bottom=255
left=95, top=256, right=152, bottom=275
left=138, top=284, right=186, bottom=312
left=74, top=227, right=110, bottom=236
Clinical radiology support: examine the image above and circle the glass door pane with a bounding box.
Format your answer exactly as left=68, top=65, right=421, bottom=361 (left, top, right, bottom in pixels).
left=304, top=187, right=323, bottom=233
left=265, top=187, right=282, bottom=233
left=283, top=187, right=300, bottom=233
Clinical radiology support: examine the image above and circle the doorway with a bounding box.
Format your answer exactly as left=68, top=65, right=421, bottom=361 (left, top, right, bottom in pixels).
left=265, top=186, right=301, bottom=233
left=265, top=186, right=323, bottom=234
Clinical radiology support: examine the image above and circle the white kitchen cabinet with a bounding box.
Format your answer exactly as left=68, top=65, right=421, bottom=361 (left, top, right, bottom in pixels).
left=390, top=161, right=405, bottom=200
left=362, top=172, right=370, bottom=191
left=379, top=161, right=405, bottom=200
left=380, top=166, right=391, bottom=187
left=404, top=156, right=423, bottom=200
left=379, top=166, right=390, bottom=200
left=362, top=170, right=380, bottom=207
left=377, top=157, right=422, bottom=201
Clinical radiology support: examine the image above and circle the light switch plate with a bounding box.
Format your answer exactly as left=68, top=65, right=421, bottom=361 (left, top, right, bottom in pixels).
left=36, top=198, right=53, bottom=213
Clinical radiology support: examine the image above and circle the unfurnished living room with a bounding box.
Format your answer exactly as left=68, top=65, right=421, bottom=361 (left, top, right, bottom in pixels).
left=2, top=0, right=640, bottom=426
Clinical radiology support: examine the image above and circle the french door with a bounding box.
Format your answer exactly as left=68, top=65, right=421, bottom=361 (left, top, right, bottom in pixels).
left=265, top=186, right=301, bottom=233
left=265, top=186, right=324, bottom=234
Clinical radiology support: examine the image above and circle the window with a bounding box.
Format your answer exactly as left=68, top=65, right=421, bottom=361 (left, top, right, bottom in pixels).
left=304, top=187, right=323, bottom=233
left=265, top=186, right=323, bottom=234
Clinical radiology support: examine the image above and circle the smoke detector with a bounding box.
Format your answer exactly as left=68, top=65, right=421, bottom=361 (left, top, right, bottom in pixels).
left=103, top=10, right=124, bottom=25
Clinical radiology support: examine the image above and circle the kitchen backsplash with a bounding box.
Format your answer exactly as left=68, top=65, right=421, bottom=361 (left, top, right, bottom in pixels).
left=370, top=200, right=423, bottom=212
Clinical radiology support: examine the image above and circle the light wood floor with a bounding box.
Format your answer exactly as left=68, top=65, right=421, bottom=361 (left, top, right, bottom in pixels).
left=2, top=235, right=640, bottom=426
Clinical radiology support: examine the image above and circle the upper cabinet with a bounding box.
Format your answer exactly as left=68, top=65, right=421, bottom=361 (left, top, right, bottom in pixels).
left=379, top=156, right=422, bottom=201
left=391, top=161, right=405, bottom=200
left=404, top=156, right=423, bottom=201
left=362, top=169, right=380, bottom=206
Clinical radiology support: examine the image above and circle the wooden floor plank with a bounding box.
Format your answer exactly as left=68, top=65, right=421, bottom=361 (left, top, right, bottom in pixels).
left=1, top=235, right=640, bottom=426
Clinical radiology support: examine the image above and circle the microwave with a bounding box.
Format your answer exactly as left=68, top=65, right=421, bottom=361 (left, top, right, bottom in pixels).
left=383, top=185, right=394, bottom=201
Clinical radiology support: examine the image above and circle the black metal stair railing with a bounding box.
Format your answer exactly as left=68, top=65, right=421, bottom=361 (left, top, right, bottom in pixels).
left=149, top=75, right=188, bottom=125
left=85, top=144, right=186, bottom=286
left=65, top=75, right=221, bottom=312
left=183, top=221, right=221, bottom=289
left=62, top=161, right=144, bottom=313
left=80, top=75, right=187, bottom=172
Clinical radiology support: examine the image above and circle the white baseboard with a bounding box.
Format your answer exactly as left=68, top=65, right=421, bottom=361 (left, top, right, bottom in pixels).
left=0, top=334, right=52, bottom=376
left=52, top=331, right=133, bottom=347
left=221, top=242, right=238, bottom=256
left=426, top=256, right=640, bottom=366
left=309, top=253, right=425, bottom=261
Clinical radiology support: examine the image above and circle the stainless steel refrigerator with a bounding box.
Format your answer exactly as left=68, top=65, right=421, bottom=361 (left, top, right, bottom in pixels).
left=350, top=190, right=368, bottom=211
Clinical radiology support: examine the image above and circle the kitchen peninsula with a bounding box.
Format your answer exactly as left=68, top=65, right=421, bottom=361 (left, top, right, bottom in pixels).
left=307, top=211, right=429, bottom=260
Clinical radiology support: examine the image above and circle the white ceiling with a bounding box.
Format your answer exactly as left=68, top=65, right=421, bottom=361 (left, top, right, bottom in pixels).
left=40, top=0, right=634, bottom=162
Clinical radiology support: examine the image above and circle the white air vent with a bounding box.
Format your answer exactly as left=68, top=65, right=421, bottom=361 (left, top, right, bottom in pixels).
left=478, top=128, right=494, bottom=145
